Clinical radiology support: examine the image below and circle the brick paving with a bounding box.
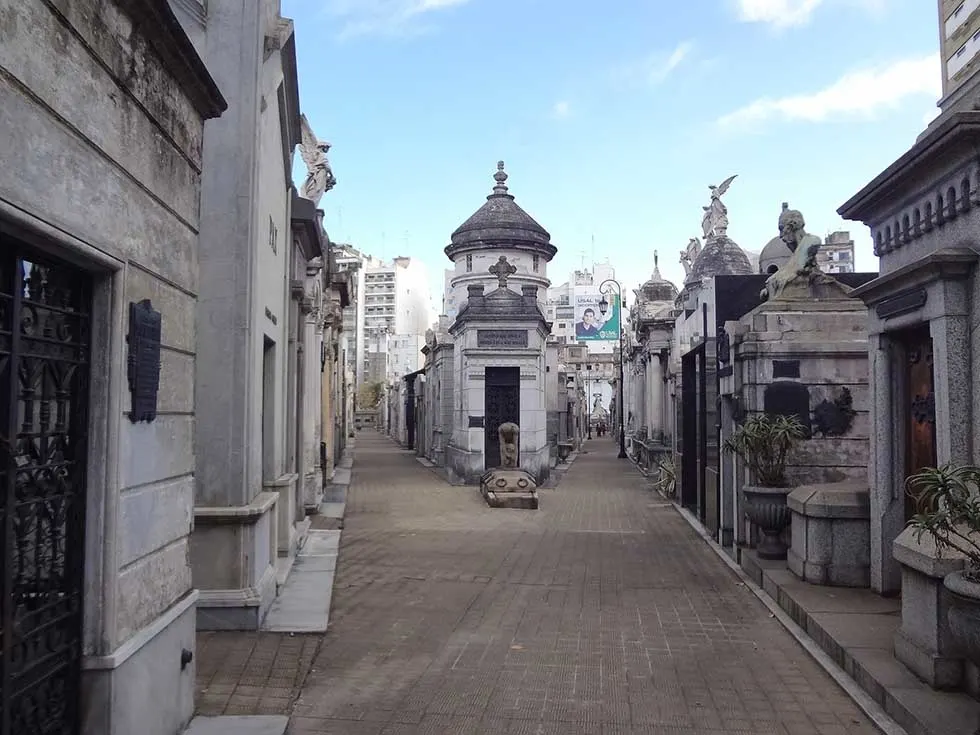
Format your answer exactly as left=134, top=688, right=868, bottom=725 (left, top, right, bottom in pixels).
left=196, top=432, right=880, bottom=734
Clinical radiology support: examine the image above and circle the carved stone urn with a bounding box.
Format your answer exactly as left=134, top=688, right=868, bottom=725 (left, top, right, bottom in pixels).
left=743, top=486, right=793, bottom=560
left=944, top=570, right=980, bottom=667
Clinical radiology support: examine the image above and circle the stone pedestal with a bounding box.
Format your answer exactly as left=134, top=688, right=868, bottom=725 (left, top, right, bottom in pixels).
left=893, top=526, right=967, bottom=689
left=787, top=482, right=871, bottom=587
left=480, top=468, right=539, bottom=509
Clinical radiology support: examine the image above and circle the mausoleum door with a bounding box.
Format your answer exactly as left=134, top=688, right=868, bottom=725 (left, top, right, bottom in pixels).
left=484, top=367, right=520, bottom=470
left=0, top=239, right=91, bottom=735
left=902, top=326, right=936, bottom=522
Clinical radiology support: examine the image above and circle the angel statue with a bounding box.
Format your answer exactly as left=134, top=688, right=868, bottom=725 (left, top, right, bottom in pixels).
left=298, top=115, right=336, bottom=206
left=701, top=174, right=737, bottom=240
left=679, top=237, right=701, bottom=277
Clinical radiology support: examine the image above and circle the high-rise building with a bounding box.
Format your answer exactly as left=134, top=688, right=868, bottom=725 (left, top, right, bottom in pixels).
left=939, top=1, right=980, bottom=104
left=360, top=255, right=433, bottom=384
left=816, top=231, right=856, bottom=274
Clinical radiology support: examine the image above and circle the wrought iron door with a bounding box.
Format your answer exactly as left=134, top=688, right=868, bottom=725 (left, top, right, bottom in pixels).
left=0, top=240, right=90, bottom=735
left=484, top=367, right=520, bottom=470
left=903, top=326, right=936, bottom=521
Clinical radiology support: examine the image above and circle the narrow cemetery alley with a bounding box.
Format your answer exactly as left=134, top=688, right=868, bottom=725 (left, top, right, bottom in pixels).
left=197, top=432, right=879, bottom=734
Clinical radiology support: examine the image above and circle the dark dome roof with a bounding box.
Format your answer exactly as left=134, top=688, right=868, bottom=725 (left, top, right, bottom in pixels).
left=759, top=235, right=792, bottom=274
left=638, top=252, right=679, bottom=302
left=689, top=235, right=753, bottom=281
left=445, top=162, right=556, bottom=260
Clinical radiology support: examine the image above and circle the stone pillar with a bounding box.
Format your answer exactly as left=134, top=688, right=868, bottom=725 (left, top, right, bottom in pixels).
left=869, top=332, right=903, bottom=595
left=649, top=353, right=664, bottom=441
left=930, top=314, right=972, bottom=466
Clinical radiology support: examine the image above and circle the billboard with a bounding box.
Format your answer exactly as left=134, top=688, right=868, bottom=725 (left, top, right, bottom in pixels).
left=573, top=288, right=621, bottom=342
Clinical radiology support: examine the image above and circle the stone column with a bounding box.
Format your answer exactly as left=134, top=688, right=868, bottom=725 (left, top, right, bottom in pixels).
left=869, top=332, right=902, bottom=594
left=649, top=353, right=664, bottom=441
left=930, top=314, right=972, bottom=466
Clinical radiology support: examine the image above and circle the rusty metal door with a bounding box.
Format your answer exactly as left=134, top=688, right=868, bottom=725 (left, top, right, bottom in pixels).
left=903, top=326, right=936, bottom=521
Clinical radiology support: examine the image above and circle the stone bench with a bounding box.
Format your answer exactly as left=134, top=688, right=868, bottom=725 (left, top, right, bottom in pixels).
left=787, top=482, right=871, bottom=587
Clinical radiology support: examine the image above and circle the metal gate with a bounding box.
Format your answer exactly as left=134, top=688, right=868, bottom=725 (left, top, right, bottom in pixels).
left=484, top=367, right=520, bottom=470
left=0, top=239, right=90, bottom=734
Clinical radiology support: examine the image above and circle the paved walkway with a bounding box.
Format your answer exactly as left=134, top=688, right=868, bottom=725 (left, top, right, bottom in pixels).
left=197, top=432, right=880, bottom=734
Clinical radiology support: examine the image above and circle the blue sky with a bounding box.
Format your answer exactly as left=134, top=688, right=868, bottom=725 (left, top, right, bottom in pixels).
left=283, top=0, right=940, bottom=313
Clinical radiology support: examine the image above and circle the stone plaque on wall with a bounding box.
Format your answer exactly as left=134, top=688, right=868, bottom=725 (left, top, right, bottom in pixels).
left=763, top=381, right=811, bottom=436
left=477, top=329, right=529, bottom=348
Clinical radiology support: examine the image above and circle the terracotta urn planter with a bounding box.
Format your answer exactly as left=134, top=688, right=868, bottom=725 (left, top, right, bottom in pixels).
left=944, top=570, right=980, bottom=666
left=743, top=485, right=793, bottom=560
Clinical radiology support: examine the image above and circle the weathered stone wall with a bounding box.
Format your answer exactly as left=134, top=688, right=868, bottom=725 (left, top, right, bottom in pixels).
left=1, top=1, right=221, bottom=733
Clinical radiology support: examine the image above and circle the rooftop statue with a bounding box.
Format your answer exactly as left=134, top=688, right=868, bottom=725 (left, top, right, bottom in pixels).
left=761, top=208, right=825, bottom=301
left=701, top=175, right=737, bottom=240
left=298, top=115, right=336, bottom=206
left=679, top=237, right=701, bottom=277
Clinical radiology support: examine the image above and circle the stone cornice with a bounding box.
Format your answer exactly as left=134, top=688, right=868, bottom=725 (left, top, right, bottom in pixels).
left=123, top=0, right=226, bottom=118
left=850, top=247, right=978, bottom=306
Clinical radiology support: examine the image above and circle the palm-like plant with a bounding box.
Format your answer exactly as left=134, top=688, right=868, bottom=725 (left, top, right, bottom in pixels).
left=906, top=463, right=980, bottom=582
left=653, top=458, right=676, bottom=498
left=723, top=413, right=807, bottom=487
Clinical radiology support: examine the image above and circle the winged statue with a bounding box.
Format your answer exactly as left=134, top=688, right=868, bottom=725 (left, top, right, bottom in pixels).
left=298, top=115, right=336, bottom=206
left=701, top=174, right=737, bottom=240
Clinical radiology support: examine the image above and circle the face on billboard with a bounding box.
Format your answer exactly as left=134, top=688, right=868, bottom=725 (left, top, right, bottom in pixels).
left=573, top=289, right=620, bottom=341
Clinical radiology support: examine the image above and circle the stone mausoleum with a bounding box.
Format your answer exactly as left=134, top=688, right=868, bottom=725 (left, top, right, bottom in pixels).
left=441, top=163, right=558, bottom=485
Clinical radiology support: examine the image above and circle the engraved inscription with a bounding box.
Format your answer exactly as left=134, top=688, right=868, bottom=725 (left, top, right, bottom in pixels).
left=477, top=329, right=528, bottom=348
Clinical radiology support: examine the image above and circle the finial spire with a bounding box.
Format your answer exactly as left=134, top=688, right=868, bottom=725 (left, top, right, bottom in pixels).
left=492, top=160, right=509, bottom=195
left=653, top=250, right=661, bottom=278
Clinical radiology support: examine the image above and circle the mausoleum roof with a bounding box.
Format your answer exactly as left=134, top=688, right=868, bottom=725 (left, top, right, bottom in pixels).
left=637, top=252, right=678, bottom=303
left=688, top=235, right=753, bottom=282
left=445, top=162, right=557, bottom=261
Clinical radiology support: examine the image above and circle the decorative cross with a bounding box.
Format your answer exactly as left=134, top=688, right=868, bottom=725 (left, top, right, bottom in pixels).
left=488, top=255, right=517, bottom=288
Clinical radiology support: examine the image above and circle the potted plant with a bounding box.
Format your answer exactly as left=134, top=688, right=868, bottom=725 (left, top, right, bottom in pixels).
left=906, top=463, right=980, bottom=667
left=724, top=412, right=807, bottom=559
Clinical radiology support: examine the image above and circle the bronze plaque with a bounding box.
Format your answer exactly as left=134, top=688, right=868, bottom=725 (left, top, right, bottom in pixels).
left=127, top=299, right=162, bottom=423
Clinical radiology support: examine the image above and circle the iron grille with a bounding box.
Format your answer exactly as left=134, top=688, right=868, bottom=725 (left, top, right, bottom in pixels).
left=0, top=239, right=90, bottom=735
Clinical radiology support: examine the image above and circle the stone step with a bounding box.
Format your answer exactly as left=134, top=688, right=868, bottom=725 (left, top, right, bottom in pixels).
left=185, top=716, right=287, bottom=735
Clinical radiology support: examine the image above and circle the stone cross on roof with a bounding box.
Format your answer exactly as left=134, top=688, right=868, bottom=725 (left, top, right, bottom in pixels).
left=488, top=255, right=517, bottom=288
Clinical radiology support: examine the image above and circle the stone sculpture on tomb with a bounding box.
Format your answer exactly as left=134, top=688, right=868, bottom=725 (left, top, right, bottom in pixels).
left=498, top=422, right=519, bottom=467
left=480, top=421, right=538, bottom=509
left=761, top=207, right=843, bottom=301
left=701, top=175, right=737, bottom=240
left=298, top=115, right=336, bottom=206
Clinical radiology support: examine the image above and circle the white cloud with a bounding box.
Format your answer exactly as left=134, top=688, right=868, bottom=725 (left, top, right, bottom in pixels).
left=718, top=54, right=940, bottom=129
left=736, top=0, right=824, bottom=28
left=733, top=0, right=886, bottom=29
left=614, top=41, right=695, bottom=87
left=552, top=100, right=571, bottom=119
left=326, top=0, right=473, bottom=38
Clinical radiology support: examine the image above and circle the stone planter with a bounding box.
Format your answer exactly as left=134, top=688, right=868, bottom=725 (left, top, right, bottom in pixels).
left=787, top=482, right=871, bottom=587
left=743, top=485, right=793, bottom=560
left=945, top=570, right=980, bottom=669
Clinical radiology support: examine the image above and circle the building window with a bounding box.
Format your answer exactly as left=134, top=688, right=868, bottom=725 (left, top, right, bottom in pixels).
left=466, top=255, right=473, bottom=272
left=533, top=255, right=540, bottom=272
left=558, top=322, right=566, bottom=328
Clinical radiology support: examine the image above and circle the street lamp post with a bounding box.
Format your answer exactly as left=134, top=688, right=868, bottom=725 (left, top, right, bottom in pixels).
left=586, top=364, right=593, bottom=439
left=598, top=280, right=628, bottom=459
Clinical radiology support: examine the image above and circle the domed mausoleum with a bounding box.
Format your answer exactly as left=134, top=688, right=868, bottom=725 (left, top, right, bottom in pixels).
left=441, top=162, right=557, bottom=489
